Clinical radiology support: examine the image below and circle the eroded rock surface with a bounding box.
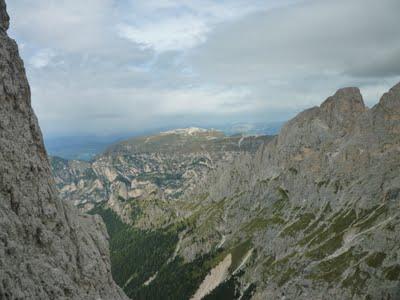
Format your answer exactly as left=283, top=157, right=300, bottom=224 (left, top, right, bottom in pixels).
left=0, top=1, right=128, bottom=299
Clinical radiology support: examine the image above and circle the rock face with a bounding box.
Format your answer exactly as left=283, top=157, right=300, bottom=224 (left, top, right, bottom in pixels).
left=0, top=1, right=128, bottom=299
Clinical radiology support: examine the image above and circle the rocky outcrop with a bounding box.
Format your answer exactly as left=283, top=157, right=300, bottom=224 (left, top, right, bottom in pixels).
left=0, top=1, right=128, bottom=299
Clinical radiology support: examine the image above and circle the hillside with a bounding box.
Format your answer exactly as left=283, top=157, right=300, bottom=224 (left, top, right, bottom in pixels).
left=51, top=84, right=400, bottom=299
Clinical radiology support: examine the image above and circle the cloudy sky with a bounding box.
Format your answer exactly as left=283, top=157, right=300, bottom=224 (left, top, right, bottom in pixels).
left=7, top=0, right=400, bottom=137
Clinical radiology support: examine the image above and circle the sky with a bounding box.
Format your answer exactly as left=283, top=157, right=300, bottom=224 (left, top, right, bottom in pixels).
left=7, top=0, right=400, bottom=137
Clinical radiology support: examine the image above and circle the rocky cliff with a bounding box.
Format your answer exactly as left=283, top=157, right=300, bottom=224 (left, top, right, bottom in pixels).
left=0, top=1, right=128, bottom=299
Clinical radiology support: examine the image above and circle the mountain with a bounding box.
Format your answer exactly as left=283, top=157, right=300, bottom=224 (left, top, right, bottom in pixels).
left=44, top=124, right=281, bottom=161
left=5, top=0, right=399, bottom=297
left=50, top=128, right=271, bottom=298
left=50, top=85, right=400, bottom=299
left=0, top=1, right=127, bottom=299
left=50, top=128, right=271, bottom=228
left=176, top=85, right=400, bottom=299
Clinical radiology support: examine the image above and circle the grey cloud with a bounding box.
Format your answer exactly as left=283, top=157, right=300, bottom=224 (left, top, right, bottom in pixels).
left=6, top=0, right=400, bottom=137
left=349, top=50, right=400, bottom=78
left=191, top=0, right=400, bottom=83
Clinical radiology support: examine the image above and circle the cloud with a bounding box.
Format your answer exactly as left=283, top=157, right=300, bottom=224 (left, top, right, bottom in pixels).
left=191, top=0, right=400, bottom=82
left=188, top=0, right=400, bottom=108
left=116, top=0, right=292, bottom=52
left=31, top=83, right=256, bottom=136
left=5, top=0, right=400, bottom=137
left=117, top=16, right=209, bottom=52
left=8, top=0, right=115, bottom=52
left=29, top=49, right=57, bottom=68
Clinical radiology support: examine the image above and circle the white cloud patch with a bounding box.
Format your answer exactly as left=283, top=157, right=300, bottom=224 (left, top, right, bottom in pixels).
left=117, top=0, right=287, bottom=52
left=156, top=87, right=253, bottom=115
left=117, top=16, right=209, bottom=52
left=29, top=49, right=56, bottom=68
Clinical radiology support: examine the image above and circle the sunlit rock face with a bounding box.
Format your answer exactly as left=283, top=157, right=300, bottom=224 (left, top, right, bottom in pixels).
left=0, top=1, right=128, bottom=299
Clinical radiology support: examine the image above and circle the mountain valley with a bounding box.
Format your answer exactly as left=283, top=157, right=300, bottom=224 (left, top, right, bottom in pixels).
left=1, top=0, right=399, bottom=299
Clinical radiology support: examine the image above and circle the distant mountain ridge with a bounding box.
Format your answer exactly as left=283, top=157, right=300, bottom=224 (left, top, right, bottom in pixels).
left=45, top=122, right=283, bottom=161
left=104, top=128, right=268, bottom=156
left=160, top=127, right=214, bottom=135
left=50, top=129, right=271, bottom=229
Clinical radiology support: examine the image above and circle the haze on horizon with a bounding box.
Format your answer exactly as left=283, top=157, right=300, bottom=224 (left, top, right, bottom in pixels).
left=7, top=0, right=400, bottom=138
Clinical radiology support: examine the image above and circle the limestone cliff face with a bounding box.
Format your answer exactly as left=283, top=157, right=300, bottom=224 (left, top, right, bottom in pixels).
left=0, top=1, right=128, bottom=299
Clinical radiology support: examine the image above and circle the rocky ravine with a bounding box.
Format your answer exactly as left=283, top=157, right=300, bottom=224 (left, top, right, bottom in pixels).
left=0, top=1, right=128, bottom=299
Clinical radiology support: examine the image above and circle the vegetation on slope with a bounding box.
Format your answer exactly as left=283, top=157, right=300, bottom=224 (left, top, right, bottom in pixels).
left=89, top=205, right=179, bottom=298
left=90, top=203, right=258, bottom=299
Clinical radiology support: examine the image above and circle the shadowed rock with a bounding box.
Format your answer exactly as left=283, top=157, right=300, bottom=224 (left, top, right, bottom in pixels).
left=0, top=0, right=9, bottom=31
left=0, top=1, right=128, bottom=299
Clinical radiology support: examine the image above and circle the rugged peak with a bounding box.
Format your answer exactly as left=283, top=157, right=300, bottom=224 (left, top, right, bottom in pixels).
left=321, top=87, right=365, bottom=113
left=276, top=86, right=366, bottom=154
left=0, top=0, right=9, bottom=31
left=378, top=81, right=400, bottom=112
left=320, top=86, right=366, bottom=133
left=333, top=86, right=361, bottom=95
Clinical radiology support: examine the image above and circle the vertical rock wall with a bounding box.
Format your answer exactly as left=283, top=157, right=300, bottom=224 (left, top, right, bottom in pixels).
left=0, top=1, right=128, bottom=299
